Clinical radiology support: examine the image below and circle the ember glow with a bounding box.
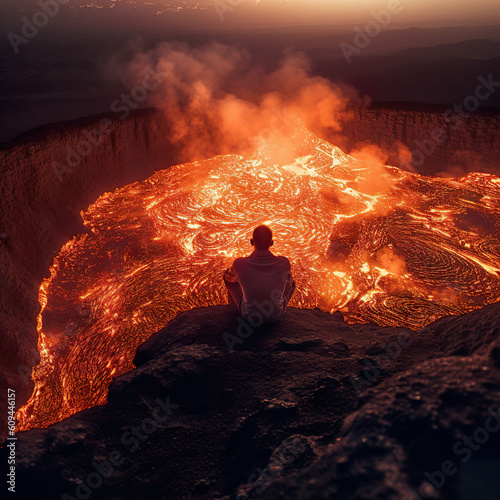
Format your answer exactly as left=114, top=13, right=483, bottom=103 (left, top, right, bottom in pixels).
left=17, top=124, right=500, bottom=431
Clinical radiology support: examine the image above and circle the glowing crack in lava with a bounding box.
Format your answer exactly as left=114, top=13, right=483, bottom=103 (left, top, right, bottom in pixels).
left=17, top=125, right=500, bottom=431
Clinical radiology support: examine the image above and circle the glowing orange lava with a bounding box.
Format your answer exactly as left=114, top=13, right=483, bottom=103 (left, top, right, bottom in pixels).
left=17, top=124, right=500, bottom=431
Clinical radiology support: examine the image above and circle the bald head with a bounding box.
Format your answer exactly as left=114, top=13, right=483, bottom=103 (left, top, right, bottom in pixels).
left=251, top=225, right=273, bottom=250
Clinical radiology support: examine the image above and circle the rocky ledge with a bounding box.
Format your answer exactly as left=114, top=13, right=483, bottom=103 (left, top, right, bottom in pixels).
left=5, top=302, right=500, bottom=499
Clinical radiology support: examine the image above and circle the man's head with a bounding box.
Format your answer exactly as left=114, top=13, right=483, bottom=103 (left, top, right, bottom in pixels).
left=251, top=225, right=273, bottom=250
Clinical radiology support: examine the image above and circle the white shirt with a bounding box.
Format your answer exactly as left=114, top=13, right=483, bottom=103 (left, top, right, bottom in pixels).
left=226, top=249, right=292, bottom=323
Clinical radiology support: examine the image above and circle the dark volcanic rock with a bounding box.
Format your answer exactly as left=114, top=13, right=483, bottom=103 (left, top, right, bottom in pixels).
left=7, top=302, right=500, bottom=499
left=259, top=357, right=500, bottom=500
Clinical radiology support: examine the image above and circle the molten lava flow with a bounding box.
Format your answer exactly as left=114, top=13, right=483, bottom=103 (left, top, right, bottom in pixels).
left=17, top=124, right=500, bottom=431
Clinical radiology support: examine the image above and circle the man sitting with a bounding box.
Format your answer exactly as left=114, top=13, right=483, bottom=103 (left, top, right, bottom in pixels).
left=223, top=225, right=295, bottom=323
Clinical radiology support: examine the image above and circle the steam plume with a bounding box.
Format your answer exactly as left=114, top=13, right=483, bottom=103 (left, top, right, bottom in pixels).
left=108, top=40, right=364, bottom=161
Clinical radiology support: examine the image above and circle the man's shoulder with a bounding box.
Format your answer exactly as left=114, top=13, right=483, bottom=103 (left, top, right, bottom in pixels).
left=235, top=252, right=290, bottom=268
left=275, top=255, right=291, bottom=267
left=275, top=254, right=290, bottom=262
left=232, top=256, right=247, bottom=268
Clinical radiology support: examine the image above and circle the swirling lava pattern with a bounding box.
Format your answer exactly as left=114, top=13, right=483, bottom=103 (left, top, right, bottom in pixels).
left=17, top=125, right=500, bottom=430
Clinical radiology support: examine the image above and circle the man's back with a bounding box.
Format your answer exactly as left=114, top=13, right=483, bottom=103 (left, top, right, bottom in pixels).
left=223, top=225, right=295, bottom=323
left=231, top=249, right=291, bottom=322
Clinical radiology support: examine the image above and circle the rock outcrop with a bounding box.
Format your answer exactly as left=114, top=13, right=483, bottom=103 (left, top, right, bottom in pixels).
left=6, top=301, right=500, bottom=499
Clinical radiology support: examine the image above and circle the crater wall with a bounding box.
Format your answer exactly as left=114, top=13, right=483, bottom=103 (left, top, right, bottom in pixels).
left=0, top=104, right=498, bottom=440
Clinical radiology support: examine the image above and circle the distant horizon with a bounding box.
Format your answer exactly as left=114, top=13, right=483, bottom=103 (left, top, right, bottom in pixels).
left=2, top=0, right=500, bottom=35
left=2, top=20, right=500, bottom=39
left=2, top=2, right=500, bottom=142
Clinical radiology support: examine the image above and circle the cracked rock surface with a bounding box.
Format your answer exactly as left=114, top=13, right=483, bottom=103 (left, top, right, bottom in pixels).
left=6, top=302, right=500, bottom=499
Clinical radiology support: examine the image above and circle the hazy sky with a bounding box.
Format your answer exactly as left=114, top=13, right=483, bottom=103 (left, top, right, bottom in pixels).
left=2, top=0, right=500, bottom=33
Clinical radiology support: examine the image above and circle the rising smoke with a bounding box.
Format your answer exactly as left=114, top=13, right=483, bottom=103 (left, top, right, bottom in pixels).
left=110, top=39, right=485, bottom=179
left=108, top=40, right=371, bottom=162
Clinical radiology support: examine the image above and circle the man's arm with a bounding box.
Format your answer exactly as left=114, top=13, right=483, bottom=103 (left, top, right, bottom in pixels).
left=280, top=257, right=294, bottom=287
left=224, top=263, right=239, bottom=283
